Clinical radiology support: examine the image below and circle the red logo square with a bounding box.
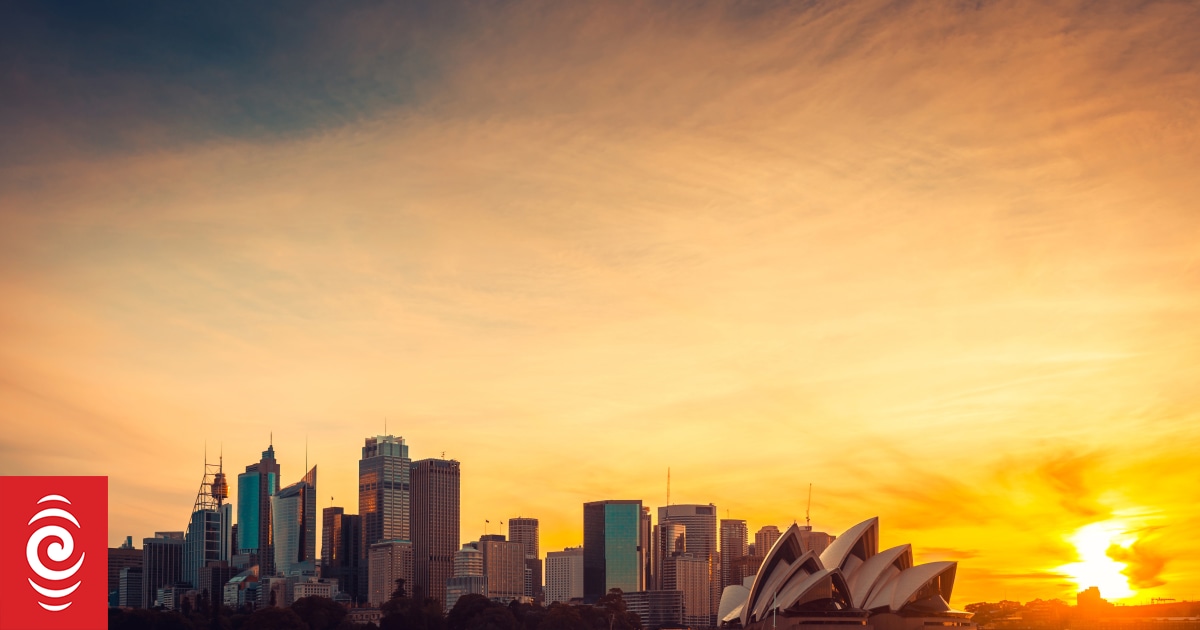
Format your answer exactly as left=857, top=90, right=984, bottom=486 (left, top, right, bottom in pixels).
left=0, top=477, right=108, bottom=630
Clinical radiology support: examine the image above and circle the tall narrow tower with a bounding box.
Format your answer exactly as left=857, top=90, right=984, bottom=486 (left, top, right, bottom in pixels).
left=359, top=435, right=412, bottom=562
left=183, top=453, right=231, bottom=588
left=237, top=442, right=281, bottom=575
left=411, top=458, right=460, bottom=608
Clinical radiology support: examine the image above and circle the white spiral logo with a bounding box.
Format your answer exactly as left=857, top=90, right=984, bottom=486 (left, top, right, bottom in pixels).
left=26, top=494, right=85, bottom=612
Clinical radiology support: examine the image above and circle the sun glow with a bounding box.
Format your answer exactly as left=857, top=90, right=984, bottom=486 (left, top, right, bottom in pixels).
left=1058, top=520, right=1137, bottom=600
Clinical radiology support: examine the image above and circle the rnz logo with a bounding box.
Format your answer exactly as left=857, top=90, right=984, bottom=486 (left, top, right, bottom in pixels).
left=0, top=476, right=107, bottom=630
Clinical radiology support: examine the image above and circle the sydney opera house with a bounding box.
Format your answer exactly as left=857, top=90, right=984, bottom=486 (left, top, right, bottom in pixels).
left=718, top=518, right=975, bottom=630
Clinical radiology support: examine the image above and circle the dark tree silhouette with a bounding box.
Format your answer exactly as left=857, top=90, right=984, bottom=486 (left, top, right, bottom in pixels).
left=241, top=605, right=310, bottom=630
left=292, top=596, right=348, bottom=630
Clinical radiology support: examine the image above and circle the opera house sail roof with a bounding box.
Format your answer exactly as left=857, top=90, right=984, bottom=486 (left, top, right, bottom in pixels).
left=720, top=518, right=975, bottom=630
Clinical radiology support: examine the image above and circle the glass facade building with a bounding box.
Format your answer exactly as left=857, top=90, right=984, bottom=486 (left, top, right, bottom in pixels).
left=237, top=443, right=280, bottom=575
left=359, top=435, right=411, bottom=558
left=583, top=499, right=644, bottom=603
left=272, top=465, right=317, bottom=576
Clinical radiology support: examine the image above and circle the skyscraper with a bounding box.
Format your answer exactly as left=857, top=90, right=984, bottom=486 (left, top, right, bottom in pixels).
left=719, top=519, right=748, bottom=590
left=272, top=465, right=317, bottom=576
left=583, top=500, right=644, bottom=603
left=323, top=508, right=364, bottom=602
left=237, top=442, right=281, bottom=575
left=655, top=521, right=686, bottom=591
left=142, top=533, right=184, bottom=609
left=368, top=540, right=415, bottom=607
left=184, top=456, right=231, bottom=589
left=359, top=435, right=411, bottom=555
left=659, top=504, right=718, bottom=626
left=754, top=525, right=781, bottom=560
left=508, top=517, right=541, bottom=600
left=545, top=547, right=584, bottom=604
left=411, top=458, right=461, bottom=607
left=108, top=537, right=142, bottom=606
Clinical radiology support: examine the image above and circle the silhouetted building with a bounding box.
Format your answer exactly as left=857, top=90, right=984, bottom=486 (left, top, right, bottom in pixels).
left=238, top=442, right=281, bottom=575
left=198, top=562, right=238, bottom=608
left=720, top=519, right=748, bottom=590
left=109, top=537, right=142, bottom=606
left=583, top=500, right=644, bottom=603
left=323, top=507, right=364, bottom=602
left=184, top=456, right=232, bottom=589
left=272, top=465, right=317, bottom=576
left=545, top=547, right=584, bottom=604
left=118, top=567, right=143, bottom=608
left=411, top=458, right=460, bottom=607
left=625, top=590, right=685, bottom=629
left=142, top=533, right=184, bottom=609
left=368, top=540, right=414, bottom=607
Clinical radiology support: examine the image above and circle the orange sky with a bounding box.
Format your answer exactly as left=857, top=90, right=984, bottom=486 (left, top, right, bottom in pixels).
left=1, top=0, right=1199, bottom=607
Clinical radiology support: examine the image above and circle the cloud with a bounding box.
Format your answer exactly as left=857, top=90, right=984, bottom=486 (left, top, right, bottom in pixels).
left=1109, top=536, right=1170, bottom=590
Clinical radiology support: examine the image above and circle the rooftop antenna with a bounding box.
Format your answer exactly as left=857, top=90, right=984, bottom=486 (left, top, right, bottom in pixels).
left=806, top=483, right=813, bottom=528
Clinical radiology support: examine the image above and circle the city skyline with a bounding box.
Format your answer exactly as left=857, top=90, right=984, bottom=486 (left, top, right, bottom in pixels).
left=4, top=0, right=1200, bottom=612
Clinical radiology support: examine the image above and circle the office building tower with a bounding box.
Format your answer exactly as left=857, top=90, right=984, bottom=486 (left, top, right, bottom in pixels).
left=360, top=435, right=411, bottom=547
left=674, top=553, right=712, bottom=627
left=108, top=538, right=142, bottom=606
left=730, top=554, right=763, bottom=588
left=238, top=442, right=281, bottom=575
left=641, top=507, right=653, bottom=592
left=719, top=519, right=748, bottom=590
left=583, top=500, right=644, bottom=602
left=272, top=466, right=317, bottom=576
left=755, top=525, right=781, bottom=560
left=411, top=458, right=461, bottom=607
left=446, top=541, right=486, bottom=611
left=368, top=540, right=414, bottom=607
left=481, top=535, right=525, bottom=603
left=545, top=547, right=584, bottom=604
left=798, top=526, right=836, bottom=555
left=655, top=521, right=686, bottom=591
left=508, top=517, right=541, bottom=599
left=142, top=533, right=184, bottom=609
left=624, top=590, right=684, bottom=628
left=198, top=562, right=237, bottom=606
left=658, top=504, right=718, bottom=626
left=323, top=507, right=363, bottom=600
left=184, top=455, right=232, bottom=589
left=118, top=567, right=143, bottom=608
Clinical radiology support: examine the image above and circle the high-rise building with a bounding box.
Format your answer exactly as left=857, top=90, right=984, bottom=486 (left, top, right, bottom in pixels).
left=118, top=567, right=143, bottom=608
left=184, top=456, right=232, bottom=589
left=322, top=506, right=364, bottom=601
left=411, top=458, right=460, bottom=607
left=674, top=553, right=712, bottom=627
left=583, top=500, right=644, bottom=603
left=198, top=562, right=238, bottom=607
left=719, top=519, right=748, bottom=590
left=658, top=504, right=717, bottom=626
left=655, top=522, right=686, bottom=591
left=754, top=525, right=781, bottom=560
left=729, top=554, right=763, bottom=589
left=545, top=547, right=584, bottom=604
left=142, top=533, right=184, bottom=609
left=369, top=540, right=415, bottom=606
left=624, top=590, right=684, bottom=628
left=508, top=517, right=541, bottom=600
left=360, top=435, right=411, bottom=551
left=108, top=537, right=142, bottom=606
left=797, top=526, right=836, bottom=555
left=238, top=442, right=281, bottom=575
left=272, top=466, right=317, bottom=576
left=446, top=541, right=486, bottom=611
left=481, top=535, right=525, bottom=603
left=641, top=507, right=653, bottom=592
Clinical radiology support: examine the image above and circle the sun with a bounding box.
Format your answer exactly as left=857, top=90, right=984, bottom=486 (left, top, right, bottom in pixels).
left=1058, top=520, right=1136, bottom=600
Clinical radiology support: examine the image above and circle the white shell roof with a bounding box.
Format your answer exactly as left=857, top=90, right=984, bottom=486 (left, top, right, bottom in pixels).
left=847, top=544, right=912, bottom=609
left=819, top=517, right=878, bottom=575
left=863, top=561, right=957, bottom=612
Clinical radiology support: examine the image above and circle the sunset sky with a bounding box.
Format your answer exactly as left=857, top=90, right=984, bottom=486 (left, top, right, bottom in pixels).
left=2, top=1, right=1199, bottom=607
